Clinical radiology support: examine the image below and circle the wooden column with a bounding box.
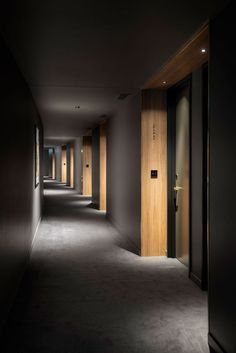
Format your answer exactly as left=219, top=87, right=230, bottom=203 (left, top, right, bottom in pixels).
left=61, top=147, right=67, bottom=183
left=70, top=144, right=74, bottom=188
left=141, top=89, right=167, bottom=256
left=52, top=151, right=56, bottom=179
left=82, top=136, right=92, bottom=195
left=99, top=123, right=107, bottom=211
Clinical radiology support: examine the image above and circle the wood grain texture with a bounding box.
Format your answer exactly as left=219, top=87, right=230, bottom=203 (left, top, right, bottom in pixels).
left=70, top=144, right=74, bottom=188
left=99, top=123, right=107, bottom=211
left=52, top=152, right=56, bottom=179
left=82, top=136, right=92, bottom=195
left=141, top=89, right=167, bottom=256
left=144, top=25, right=209, bottom=89
left=61, top=148, right=67, bottom=183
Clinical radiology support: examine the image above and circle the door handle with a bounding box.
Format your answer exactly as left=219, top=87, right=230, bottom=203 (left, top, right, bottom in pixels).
left=173, top=186, right=183, bottom=191
left=173, top=186, right=183, bottom=212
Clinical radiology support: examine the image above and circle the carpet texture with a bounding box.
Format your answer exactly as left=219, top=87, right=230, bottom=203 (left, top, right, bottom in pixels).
left=2, top=181, right=209, bottom=353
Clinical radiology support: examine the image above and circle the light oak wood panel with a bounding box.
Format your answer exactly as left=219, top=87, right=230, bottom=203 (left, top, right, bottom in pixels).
left=52, top=152, right=56, bottom=179
left=144, top=25, right=209, bottom=89
left=82, top=136, right=92, bottom=195
left=141, top=89, right=167, bottom=256
left=61, top=148, right=67, bottom=183
left=70, top=144, right=74, bottom=188
left=99, top=123, right=107, bottom=211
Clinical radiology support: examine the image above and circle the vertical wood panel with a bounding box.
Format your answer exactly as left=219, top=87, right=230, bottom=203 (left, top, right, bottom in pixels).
left=61, top=148, right=67, bottom=183
left=52, top=152, right=56, bottom=179
left=100, top=123, right=107, bottom=211
left=141, top=89, right=167, bottom=256
left=82, top=136, right=92, bottom=195
left=70, top=145, right=74, bottom=188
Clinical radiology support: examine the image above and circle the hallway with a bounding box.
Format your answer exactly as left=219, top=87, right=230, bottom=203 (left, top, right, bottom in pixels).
left=2, top=181, right=208, bottom=353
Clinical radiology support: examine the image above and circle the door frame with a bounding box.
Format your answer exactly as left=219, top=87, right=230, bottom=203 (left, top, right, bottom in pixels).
left=167, top=76, right=192, bottom=270
left=167, top=70, right=208, bottom=289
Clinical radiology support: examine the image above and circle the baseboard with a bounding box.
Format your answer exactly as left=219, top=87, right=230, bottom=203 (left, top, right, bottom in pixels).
left=208, top=333, right=226, bottom=353
left=107, top=214, right=141, bottom=256
left=31, top=217, right=41, bottom=250
left=189, top=272, right=202, bottom=288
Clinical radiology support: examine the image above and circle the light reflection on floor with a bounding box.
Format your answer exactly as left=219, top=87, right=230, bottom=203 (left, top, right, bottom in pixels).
left=2, top=180, right=208, bottom=353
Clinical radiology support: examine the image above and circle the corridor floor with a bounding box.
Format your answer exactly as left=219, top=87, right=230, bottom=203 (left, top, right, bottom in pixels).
left=2, top=181, right=208, bottom=353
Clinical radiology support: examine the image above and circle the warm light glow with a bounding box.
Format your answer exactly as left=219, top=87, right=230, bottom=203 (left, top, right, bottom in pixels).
left=201, top=48, right=206, bottom=53
left=163, top=81, right=167, bottom=85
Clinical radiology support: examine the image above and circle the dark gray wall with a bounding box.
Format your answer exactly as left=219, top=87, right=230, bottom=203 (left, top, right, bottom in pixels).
left=43, top=148, right=52, bottom=177
left=0, top=37, right=43, bottom=330
left=209, top=2, right=236, bottom=352
left=43, top=149, right=49, bottom=176
left=92, top=127, right=100, bottom=208
left=190, top=68, right=205, bottom=288
left=107, top=93, right=141, bottom=253
left=55, top=146, right=62, bottom=181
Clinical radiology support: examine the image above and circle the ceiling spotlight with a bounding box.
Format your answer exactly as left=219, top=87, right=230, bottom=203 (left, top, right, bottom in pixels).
left=201, top=48, right=206, bottom=53
left=163, top=81, right=167, bottom=85
left=74, top=105, right=80, bottom=109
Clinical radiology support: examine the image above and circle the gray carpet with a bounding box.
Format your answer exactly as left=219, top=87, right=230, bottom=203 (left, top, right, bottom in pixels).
left=2, top=180, right=209, bottom=353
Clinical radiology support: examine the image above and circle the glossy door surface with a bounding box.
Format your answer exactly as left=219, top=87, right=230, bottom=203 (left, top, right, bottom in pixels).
left=175, top=85, right=190, bottom=267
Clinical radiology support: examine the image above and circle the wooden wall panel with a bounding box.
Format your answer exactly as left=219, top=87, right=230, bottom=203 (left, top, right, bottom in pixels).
left=61, top=148, right=67, bottom=183
left=52, top=152, right=56, bottom=179
left=82, top=136, right=92, bottom=195
left=99, top=123, right=107, bottom=211
left=141, top=89, right=167, bottom=256
left=70, top=144, right=74, bottom=188
left=144, top=25, right=209, bottom=89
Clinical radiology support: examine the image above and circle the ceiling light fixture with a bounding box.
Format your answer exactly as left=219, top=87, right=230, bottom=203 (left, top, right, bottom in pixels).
left=201, top=48, right=206, bottom=53
left=163, top=81, right=167, bottom=85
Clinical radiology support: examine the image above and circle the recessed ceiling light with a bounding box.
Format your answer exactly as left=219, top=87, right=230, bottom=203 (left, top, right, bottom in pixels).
left=201, top=48, right=206, bottom=53
left=163, top=81, right=167, bottom=85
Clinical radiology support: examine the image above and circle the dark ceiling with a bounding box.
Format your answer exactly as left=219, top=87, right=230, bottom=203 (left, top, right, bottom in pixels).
left=0, top=0, right=229, bottom=145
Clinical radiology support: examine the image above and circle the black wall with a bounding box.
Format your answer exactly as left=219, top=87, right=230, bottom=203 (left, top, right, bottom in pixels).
left=0, top=37, right=43, bottom=330
left=92, top=127, right=100, bottom=208
left=209, top=2, right=236, bottom=352
left=107, top=93, right=141, bottom=253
